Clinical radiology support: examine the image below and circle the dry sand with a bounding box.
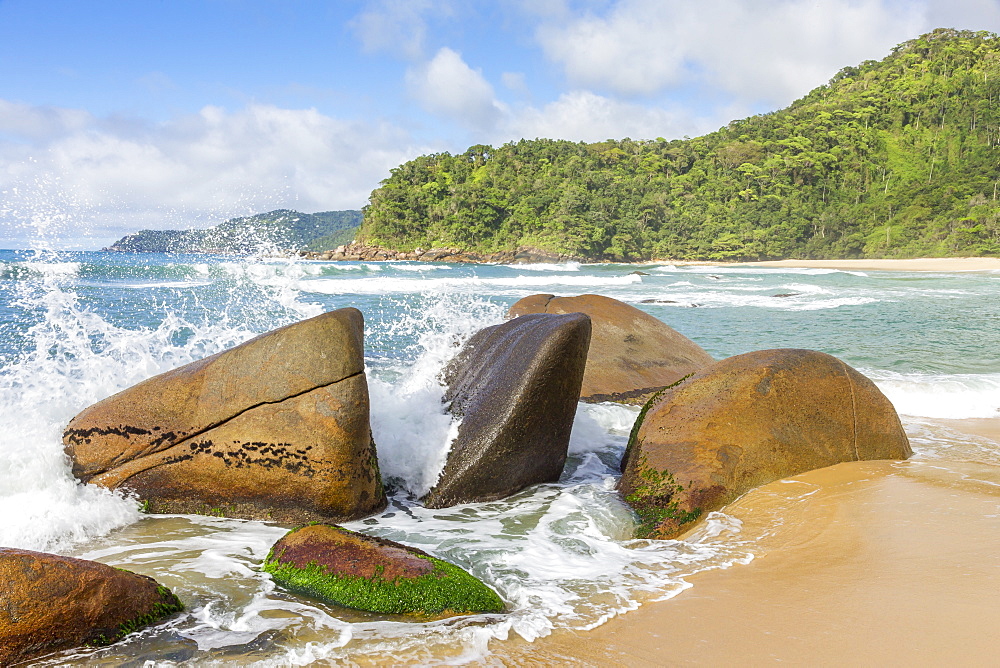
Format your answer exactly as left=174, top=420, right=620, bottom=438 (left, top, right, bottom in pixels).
left=492, top=418, right=1000, bottom=666
left=738, top=257, right=1000, bottom=272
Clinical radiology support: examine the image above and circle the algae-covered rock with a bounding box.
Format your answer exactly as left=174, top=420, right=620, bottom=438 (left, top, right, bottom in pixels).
left=263, top=524, right=505, bottom=617
left=63, top=307, right=386, bottom=523
left=619, top=349, right=912, bottom=539
left=507, top=293, right=713, bottom=404
left=0, top=548, right=183, bottom=665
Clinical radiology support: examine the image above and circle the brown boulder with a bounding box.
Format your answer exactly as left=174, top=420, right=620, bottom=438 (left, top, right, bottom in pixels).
left=423, top=312, right=591, bottom=508
left=618, top=348, right=912, bottom=539
left=508, top=294, right=714, bottom=404
left=0, top=548, right=182, bottom=664
left=63, top=308, right=386, bottom=523
left=263, top=524, right=504, bottom=616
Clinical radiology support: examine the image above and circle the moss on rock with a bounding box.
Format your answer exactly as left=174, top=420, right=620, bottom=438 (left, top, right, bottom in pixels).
left=263, top=524, right=504, bottom=616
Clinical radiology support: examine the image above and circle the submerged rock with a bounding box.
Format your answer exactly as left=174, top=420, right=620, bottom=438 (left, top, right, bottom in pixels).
left=423, top=312, right=591, bottom=508
left=263, top=524, right=504, bottom=616
left=0, top=548, right=183, bottom=664
left=619, top=348, right=912, bottom=539
left=63, top=308, right=386, bottom=523
left=508, top=294, right=714, bottom=404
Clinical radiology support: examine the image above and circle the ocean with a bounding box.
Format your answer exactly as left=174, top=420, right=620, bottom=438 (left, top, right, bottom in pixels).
left=1, top=249, right=998, bottom=665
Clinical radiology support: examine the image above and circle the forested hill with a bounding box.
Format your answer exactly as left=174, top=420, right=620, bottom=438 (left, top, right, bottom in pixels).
left=360, top=29, right=1000, bottom=261
left=106, top=209, right=360, bottom=254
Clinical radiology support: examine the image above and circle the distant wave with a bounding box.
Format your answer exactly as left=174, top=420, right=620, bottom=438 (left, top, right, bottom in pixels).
left=299, top=273, right=643, bottom=295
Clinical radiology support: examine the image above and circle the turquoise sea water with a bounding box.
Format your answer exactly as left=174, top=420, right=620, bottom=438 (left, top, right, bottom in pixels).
left=1, top=249, right=998, bottom=664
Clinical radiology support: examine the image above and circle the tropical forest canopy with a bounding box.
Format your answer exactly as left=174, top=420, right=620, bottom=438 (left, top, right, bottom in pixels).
left=360, top=29, right=1000, bottom=261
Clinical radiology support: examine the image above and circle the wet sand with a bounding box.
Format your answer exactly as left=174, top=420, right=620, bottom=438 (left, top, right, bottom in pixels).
left=493, top=418, right=1000, bottom=666
left=738, top=257, right=1000, bottom=272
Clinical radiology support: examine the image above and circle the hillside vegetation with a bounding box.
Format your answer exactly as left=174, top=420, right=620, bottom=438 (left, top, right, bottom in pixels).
left=107, top=210, right=360, bottom=254
left=360, top=29, right=1000, bottom=261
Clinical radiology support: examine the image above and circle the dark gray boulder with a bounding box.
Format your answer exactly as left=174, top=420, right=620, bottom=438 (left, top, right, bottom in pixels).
left=423, top=313, right=592, bottom=508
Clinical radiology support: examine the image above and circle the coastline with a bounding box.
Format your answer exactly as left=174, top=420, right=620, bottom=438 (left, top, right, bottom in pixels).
left=492, top=416, right=1000, bottom=666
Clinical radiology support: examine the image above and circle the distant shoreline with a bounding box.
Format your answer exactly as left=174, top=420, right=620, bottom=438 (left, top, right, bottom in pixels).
left=731, top=257, right=1000, bottom=272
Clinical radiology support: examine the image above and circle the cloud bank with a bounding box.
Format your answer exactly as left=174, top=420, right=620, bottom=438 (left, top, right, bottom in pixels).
left=0, top=102, right=430, bottom=247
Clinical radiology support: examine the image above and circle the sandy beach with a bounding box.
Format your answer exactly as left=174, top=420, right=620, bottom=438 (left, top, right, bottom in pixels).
left=493, top=417, right=1000, bottom=666
left=737, top=257, right=1000, bottom=272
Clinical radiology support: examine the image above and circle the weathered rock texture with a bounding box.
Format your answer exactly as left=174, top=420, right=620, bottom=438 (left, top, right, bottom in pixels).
left=423, top=312, right=591, bottom=508
left=0, top=548, right=183, bottom=664
left=263, top=524, right=504, bottom=616
left=63, top=308, right=386, bottom=523
left=508, top=294, right=714, bottom=404
left=619, top=348, right=912, bottom=539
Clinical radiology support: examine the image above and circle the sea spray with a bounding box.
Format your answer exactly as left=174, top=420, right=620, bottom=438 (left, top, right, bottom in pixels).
left=0, top=250, right=326, bottom=551
left=367, top=293, right=505, bottom=497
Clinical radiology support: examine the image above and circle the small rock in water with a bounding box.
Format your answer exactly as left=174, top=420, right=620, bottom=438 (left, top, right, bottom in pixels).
left=263, top=524, right=505, bottom=616
left=423, top=312, right=591, bottom=508
left=772, top=292, right=801, bottom=298
left=619, top=348, right=912, bottom=540
left=640, top=298, right=678, bottom=304
left=0, top=548, right=183, bottom=664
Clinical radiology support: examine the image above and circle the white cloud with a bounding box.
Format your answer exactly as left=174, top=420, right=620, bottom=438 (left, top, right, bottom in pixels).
left=407, top=47, right=505, bottom=130
left=501, top=71, right=529, bottom=96
left=350, top=0, right=435, bottom=59
left=925, top=0, right=1000, bottom=31
left=0, top=101, right=432, bottom=248
left=532, top=0, right=938, bottom=106
left=498, top=90, right=733, bottom=144
left=0, top=100, right=91, bottom=141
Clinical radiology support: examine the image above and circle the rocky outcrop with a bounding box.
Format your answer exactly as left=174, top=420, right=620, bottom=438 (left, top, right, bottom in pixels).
left=63, top=308, right=386, bottom=523
left=508, top=294, right=714, bottom=404
left=0, top=548, right=183, bottom=664
left=300, top=243, right=581, bottom=264
left=263, top=524, right=504, bottom=616
left=423, top=313, right=591, bottom=508
left=619, top=348, right=912, bottom=539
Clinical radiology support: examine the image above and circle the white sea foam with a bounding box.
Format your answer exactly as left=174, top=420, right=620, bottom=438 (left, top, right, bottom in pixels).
left=631, top=290, right=879, bottom=310
left=118, top=280, right=215, bottom=289
left=515, top=262, right=583, bottom=271
left=0, top=255, right=323, bottom=551
left=368, top=294, right=506, bottom=497
left=870, top=371, right=1000, bottom=419
left=21, top=260, right=81, bottom=277
left=300, top=273, right=642, bottom=296
left=569, top=403, right=639, bottom=455
left=393, top=263, right=451, bottom=272
left=659, top=265, right=868, bottom=277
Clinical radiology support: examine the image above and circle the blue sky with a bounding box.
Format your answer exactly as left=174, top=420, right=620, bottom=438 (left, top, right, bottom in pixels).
left=2, top=0, right=999, bottom=248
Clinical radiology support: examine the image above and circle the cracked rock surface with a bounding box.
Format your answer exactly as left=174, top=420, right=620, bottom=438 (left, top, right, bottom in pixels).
left=618, top=348, right=912, bottom=539
left=423, top=312, right=591, bottom=509
left=63, top=308, right=386, bottom=523
left=508, top=293, right=714, bottom=404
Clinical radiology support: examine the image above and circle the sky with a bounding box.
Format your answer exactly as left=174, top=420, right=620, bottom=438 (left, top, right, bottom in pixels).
left=1, top=0, right=999, bottom=248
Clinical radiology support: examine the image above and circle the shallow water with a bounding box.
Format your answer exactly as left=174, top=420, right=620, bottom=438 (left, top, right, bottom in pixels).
left=1, top=250, right=998, bottom=664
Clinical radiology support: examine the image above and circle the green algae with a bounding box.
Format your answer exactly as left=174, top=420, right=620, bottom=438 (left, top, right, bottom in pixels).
left=87, top=585, right=183, bottom=647
left=625, top=453, right=702, bottom=539
left=263, top=546, right=504, bottom=616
